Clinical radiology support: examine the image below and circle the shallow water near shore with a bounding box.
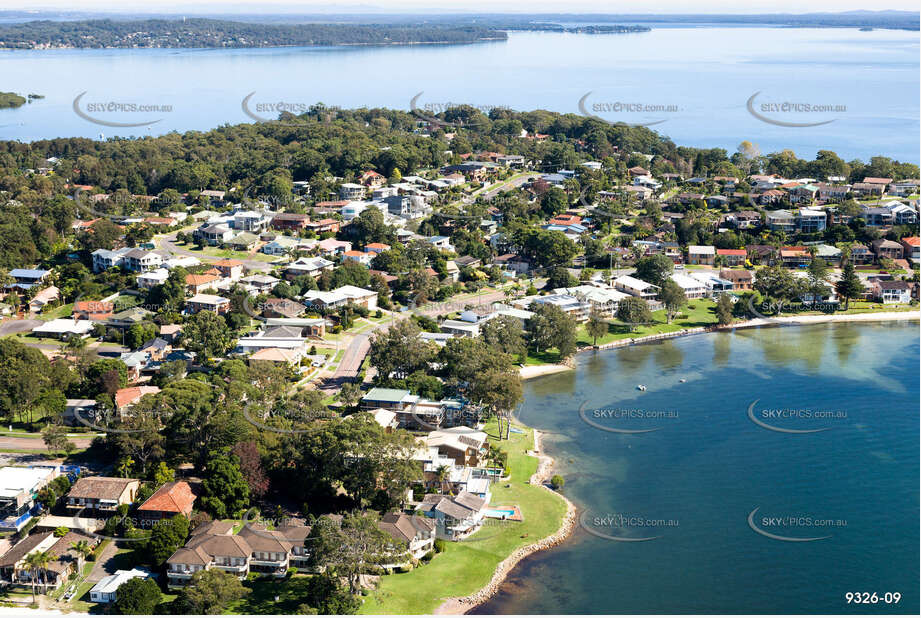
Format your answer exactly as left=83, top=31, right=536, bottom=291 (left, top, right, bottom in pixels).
left=475, top=322, right=920, bottom=614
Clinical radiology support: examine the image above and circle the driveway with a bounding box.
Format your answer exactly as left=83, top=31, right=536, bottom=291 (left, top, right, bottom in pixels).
left=0, top=318, right=41, bottom=336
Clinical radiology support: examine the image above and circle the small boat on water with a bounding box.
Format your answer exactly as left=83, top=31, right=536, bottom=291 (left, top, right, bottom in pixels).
left=636, top=384, right=647, bottom=391
left=679, top=378, right=686, bottom=383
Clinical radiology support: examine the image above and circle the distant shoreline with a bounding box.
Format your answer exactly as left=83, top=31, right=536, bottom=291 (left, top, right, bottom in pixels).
left=520, top=310, right=921, bottom=379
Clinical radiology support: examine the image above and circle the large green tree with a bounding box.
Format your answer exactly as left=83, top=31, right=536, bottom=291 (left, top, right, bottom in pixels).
left=199, top=451, right=250, bottom=519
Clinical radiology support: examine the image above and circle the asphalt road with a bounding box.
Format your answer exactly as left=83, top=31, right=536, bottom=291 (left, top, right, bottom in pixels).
left=319, top=288, right=512, bottom=393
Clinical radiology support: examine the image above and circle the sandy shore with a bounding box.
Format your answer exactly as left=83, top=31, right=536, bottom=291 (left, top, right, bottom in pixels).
left=519, top=362, right=572, bottom=379
left=434, top=430, right=576, bottom=615
left=729, top=310, right=919, bottom=329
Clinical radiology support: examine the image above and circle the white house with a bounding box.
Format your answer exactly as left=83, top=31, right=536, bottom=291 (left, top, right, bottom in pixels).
left=137, top=268, right=170, bottom=289
left=89, top=568, right=152, bottom=604
left=614, top=276, right=659, bottom=300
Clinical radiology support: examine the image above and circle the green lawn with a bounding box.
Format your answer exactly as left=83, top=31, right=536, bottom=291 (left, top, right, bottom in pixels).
left=358, top=418, right=567, bottom=614
left=226, top=575, right=317, bottom=614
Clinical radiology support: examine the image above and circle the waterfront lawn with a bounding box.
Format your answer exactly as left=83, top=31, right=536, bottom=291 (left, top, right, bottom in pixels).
left=359, top=418, right=567, bottom=615
left=581, top=299, right=718, bottom=346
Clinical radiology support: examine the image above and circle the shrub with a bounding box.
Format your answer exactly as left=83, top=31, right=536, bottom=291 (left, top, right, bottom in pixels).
left=550, top=474, right=565, bottom=490
left=434, top=538, right=447, bottom=553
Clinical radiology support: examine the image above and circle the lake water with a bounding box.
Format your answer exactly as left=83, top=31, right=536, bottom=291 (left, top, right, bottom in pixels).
left=0, top=26, right=918, bottom=162
left=475, top=321, right=919, bottom=614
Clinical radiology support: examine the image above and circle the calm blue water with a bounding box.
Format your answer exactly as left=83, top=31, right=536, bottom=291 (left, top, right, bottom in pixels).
left=475, top=322, right=919, bottom=614
left=0, top=27, right=918, bottom=162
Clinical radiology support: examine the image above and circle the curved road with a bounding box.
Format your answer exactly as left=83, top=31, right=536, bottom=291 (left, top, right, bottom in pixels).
left=156, top=231, right=274, bottom=273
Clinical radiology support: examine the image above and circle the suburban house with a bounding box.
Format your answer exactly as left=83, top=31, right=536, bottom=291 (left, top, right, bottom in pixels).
left=301, top=285, right=378, bottom=310
left=136, top=481, right=197, bottom=527
left=72, top=300, right=114, bottom=321
left=872, top=280, right=912, bottom=304
left=687, top=245, right=716, bottom=265
left=377, top=513, right=436, bottom=566
left=0, top=531, right=98, bottom=591
left=614, top=275, right=659, bottom=300
left=285, top=256, right=335, bottom=279
left=185, top=272, right=222, bottom=295
left=425, top=427, right=488, bottom=467
left=114, top=386, right=161, bottom=414
left=849, top=244, right=874, bottom=265
left=212, top=259, right=245, bottom=281
left=137, top=268, right=170, bottom=289
left=262, top=298, right=307, bottom=318
left=342, top=250, right=375, bottom=266
left=8, top=268, right=51, bottom=289
left=900, top=237, right=920, bottom=262
left=186, top=294, right=231, bottom=314
left=669, top=273, right=708, bottom=299
left=167, top=530, right=252, bottom=588
left=780, top=246, right=811, bottom=268
left=66, top=476, right=140, bottom=512
left=418, top=491, right=488, bottom=540
left=89, top=568, right=152, bottom=604
left=361, top=388, right=417, bottom=412
left=166, top=519, right=312, bottom=588
left=870, top=239, right=904, bottom=261
left=233, top=211, right=270, bottom=233
left=262, top=236, right=300, bottom=256
left=270, top=213, right=310, bottom=231
left=765, top=210, right=796, bottom=233
left=797, top=208, right=827, bottom=233
left=0, top=466, right=61, bottom=531
left=339, top=183, right=366, bottom=200
left=716, top=248, right=746, bottom=266
left=720, top=269, right=753, bottom=290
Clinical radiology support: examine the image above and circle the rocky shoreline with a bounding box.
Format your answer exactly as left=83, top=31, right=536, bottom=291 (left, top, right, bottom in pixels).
left=434, top=430, right=576, bottom=615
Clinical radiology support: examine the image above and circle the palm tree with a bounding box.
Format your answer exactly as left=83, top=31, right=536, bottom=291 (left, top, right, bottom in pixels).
left=23, top=550, right=57, bottom=603
left=70, top=540, right=93, bottom=562
left=435, top=465, right=450, bottom=494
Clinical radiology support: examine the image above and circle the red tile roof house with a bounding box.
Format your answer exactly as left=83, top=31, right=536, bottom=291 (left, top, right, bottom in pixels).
left=72, top=300, right=114, bottom=321
left=211, top=259, right=244, bottom=281
left=716, top=248, right=747, bottom=267
left=114, top=385, right=161, bottom=414
left=549, top=214, right=582, bottom=226
left=900, top=236, right=920, bottom=262
left=66, top=476, right=140, bottom=512
left=136, top=481, right=197, bottom=527
left=360, top=170, right=386, bottom=187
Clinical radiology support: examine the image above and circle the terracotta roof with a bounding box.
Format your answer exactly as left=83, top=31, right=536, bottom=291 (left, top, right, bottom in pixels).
left=115, top=386, right=161, bottom=409
left=212, top=259, right=243, bottom=267
left=186, top=273, right=220, bottom=286
left=137, top=481, right=196, bottom=516
left=717, top=249, right=747, bottom=256
left=901, top=237, right=920, bottom=246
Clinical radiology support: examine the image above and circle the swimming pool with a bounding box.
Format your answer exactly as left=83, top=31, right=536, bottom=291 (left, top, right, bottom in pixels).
left=484, top=508, right=516, bottom=518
